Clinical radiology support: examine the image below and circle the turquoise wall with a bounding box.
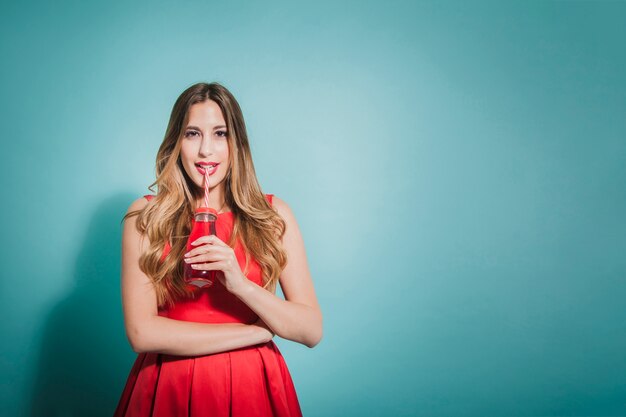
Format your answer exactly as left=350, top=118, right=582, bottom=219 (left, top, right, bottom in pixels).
left=1, top=1, right=625, bottom=416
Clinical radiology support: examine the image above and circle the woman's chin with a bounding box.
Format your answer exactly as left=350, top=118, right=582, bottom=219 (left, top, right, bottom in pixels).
left=192, top=178, right=224, bottom=191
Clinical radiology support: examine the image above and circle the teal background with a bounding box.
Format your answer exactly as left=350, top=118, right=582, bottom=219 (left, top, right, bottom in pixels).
left=1, top=1, right=625, bottom=416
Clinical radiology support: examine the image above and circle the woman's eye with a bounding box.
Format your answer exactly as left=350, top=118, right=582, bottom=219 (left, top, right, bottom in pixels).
left=216, top=130, right=228, bottom=138
left=185, top=131, right=199, bottom=138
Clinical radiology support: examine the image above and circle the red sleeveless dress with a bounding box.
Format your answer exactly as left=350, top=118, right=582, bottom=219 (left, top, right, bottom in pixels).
left=113, top=194, right=303, bottom=417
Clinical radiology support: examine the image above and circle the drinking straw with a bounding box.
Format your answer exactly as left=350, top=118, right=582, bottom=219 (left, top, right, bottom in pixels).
left=203, top=167, right=210, bottom=208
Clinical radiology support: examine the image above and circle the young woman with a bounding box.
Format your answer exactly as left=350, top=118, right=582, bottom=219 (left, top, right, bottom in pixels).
left=114, top=82, right=322, bottom=417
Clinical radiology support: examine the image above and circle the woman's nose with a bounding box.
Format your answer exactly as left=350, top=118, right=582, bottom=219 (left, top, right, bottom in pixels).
left=199, top=136, right=213, bottom=156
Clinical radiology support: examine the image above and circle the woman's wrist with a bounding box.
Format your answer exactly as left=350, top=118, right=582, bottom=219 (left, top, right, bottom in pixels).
left=229, top=274, right=254, bottom=298
left=249, top=323, right=272, bottom=343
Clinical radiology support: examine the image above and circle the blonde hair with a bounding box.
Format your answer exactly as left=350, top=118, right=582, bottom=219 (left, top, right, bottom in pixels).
left=123, top=82, right=287, bottom=309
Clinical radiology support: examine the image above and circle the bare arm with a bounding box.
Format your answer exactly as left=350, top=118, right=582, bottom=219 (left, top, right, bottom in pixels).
left=121, top=197, right=272, bottom=356
left=230, top=196, right=323, bottom=348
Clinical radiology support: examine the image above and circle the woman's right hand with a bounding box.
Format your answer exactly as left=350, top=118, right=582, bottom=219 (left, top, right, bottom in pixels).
left=253, top=317, right=275, bottom=343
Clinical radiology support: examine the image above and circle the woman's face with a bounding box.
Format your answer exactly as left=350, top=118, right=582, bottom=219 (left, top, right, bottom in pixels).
left=179, top=100, right=231, bottom=194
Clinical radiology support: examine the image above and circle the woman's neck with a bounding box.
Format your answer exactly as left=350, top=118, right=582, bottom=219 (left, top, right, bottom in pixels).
left=194, top=187, right=228, bottom=213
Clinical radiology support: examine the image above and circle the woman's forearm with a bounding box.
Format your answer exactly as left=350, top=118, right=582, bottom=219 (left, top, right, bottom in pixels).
left=231, top=280, right=322, bottom=348
left=128, top=316, right=271, bottom=356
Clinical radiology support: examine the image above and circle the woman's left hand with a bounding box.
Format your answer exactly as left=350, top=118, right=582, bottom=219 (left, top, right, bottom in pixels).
left=184, top=235, right=248, bottom=293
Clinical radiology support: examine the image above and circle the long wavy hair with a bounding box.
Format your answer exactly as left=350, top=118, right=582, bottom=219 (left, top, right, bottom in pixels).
left=122, top=82, right=287, bottom=309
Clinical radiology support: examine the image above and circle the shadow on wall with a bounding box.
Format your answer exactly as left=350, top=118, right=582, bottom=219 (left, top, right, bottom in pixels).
left=28, top=193, right=139, bottom=417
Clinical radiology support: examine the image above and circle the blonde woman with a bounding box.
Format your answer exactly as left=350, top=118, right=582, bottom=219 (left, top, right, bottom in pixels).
left=114, top=82, right=322, bottom=417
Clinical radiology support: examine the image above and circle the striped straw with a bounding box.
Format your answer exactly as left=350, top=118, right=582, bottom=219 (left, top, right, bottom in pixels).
left=203, top=168, right=210, bottom=208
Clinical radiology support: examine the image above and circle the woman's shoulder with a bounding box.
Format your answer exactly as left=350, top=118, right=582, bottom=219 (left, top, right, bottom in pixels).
left=265, top=193, right=284, bottom=209
left=125, top=194, right=151, bottom=215
left=267, top=194, right=295, bottom=221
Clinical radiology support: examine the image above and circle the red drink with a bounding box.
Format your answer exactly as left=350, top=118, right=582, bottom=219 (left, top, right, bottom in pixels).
left=184, top=207, right=218, bottom=288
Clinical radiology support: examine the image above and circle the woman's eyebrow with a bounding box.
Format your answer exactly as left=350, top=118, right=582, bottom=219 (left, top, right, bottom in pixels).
left=185, top=125, right=227, bottom=130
